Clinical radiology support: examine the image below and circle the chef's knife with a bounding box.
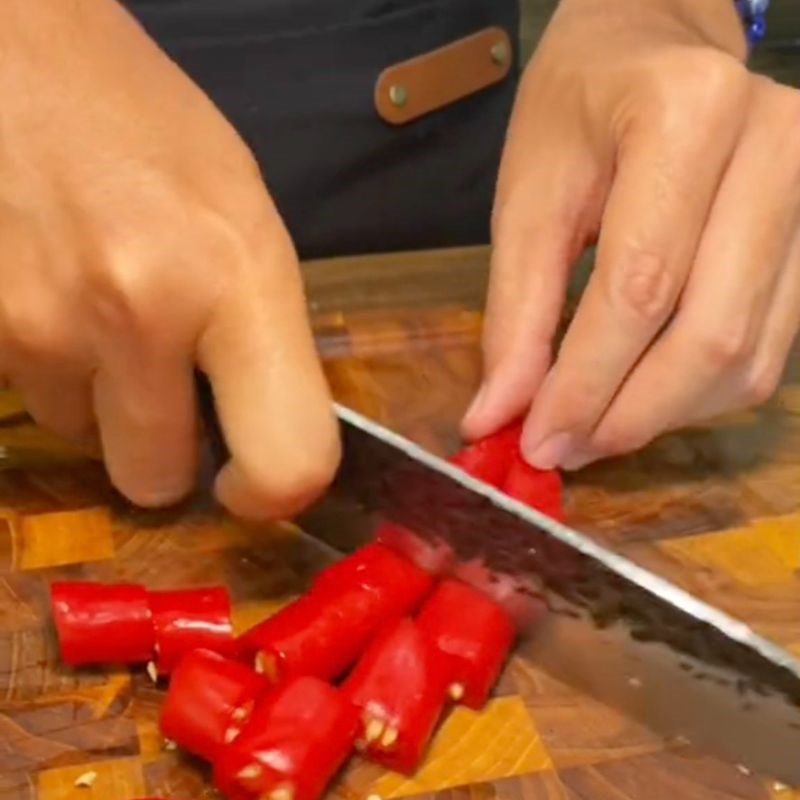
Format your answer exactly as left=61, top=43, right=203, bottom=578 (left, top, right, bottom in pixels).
left=197, top=378, right=800, bottom=784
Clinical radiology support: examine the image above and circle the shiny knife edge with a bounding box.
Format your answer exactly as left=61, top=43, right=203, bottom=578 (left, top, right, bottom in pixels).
left=332, top=403, right=800, bottom=678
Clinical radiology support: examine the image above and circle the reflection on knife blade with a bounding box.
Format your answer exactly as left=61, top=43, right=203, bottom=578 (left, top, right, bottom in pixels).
left=299, top=404, right=800, bottom=785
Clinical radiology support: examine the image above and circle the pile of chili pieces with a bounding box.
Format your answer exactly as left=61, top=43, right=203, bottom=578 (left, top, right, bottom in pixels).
left=51, top=582, right=238, bottom=675
left=51, top=423, right=562, bottom=800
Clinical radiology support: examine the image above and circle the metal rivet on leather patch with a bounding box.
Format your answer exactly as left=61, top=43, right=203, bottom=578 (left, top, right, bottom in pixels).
left=490, top=42, right=509, bottom=66
left=389, top=85, right=408, bottom=107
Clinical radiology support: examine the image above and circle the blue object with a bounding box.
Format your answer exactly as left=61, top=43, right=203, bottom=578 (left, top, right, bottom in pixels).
left=735, top=0, right=769, bottom=45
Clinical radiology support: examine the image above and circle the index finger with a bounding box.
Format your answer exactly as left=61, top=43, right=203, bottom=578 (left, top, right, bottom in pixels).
left=197, top=232, right=340, bottom=521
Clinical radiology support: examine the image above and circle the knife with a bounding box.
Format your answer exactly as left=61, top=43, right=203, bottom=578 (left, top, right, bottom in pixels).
left=211, top=377, right=800, bottom=784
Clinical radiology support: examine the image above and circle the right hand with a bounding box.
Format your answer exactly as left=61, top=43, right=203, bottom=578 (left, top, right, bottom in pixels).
left=0, top=0, right=340, bottom=519
left=465, top=0, right=800, bottom=470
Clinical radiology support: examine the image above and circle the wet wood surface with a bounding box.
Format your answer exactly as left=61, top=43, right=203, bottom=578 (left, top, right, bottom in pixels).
left=0, top=246, right=798, bottom=799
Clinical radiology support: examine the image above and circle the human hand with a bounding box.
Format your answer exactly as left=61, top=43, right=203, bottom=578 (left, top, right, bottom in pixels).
left=463, top=0, right=800, bottom=469
left=0, top=0, right=339, bottom=518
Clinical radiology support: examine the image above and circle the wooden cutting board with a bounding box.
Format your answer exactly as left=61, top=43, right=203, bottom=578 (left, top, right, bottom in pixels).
left=0, top=247, right=798, bottom=800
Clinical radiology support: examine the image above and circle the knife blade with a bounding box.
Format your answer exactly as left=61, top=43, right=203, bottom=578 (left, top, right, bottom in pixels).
left=305, top=404, right=800, bottom=785
left=195, top=378, right=800, bottom=784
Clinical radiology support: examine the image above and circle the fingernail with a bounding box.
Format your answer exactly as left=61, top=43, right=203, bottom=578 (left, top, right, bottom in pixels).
left=126, top=482, right=191, bottom=509
left=524, top=432, right=575, bottom=469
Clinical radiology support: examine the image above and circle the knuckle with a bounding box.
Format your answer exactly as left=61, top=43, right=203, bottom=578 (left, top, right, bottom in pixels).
left=648, top=48, right=745, bottom=108
left=684, top=50, right=746, bottom=102
left=85, top=245, right=154, bottom=337
left=86, top=212, right=257, bottom=342
left=699, top=326, right=755, bottom=370
left=741, top=362, right=782, bottom=407
left=640, top=49, right=748, bottom=133
left=602, top=248, right=679, bottom=326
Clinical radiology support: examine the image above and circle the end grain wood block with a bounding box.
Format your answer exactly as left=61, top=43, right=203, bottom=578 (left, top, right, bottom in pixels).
left=341, top=697, right=552, bottom=798
left=659, top=514, right=800, bottom=588
left=37, top=758, right=146, bottom=800
left=0, top=513, right=16, bottom=570
left=17, top=507, right=113, bottom=570
left=0, top=678, right=138, bottom=769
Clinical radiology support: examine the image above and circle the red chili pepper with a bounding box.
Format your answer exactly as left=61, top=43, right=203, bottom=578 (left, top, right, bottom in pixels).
left=343, top=617, right=450, bottom=774
left=312, top=543, right=433, bottom=601
left=148, top=587, right=237, bottom=675
left=51, top=581, right=154, bottom=666
left=160, top=649, right=269, bottom=762
left=502, top=451, right=564, bottom=521
left=450, top=420, right=523, bottom=487
left=416, top=579, right=516, bottom=710
left=374, top=523, right=454, bottom=576
left=450, top=559, right=548, bottom=630
left=240, top=545, right=432, bottom=682
left=214, top=676, right=358, bottom=800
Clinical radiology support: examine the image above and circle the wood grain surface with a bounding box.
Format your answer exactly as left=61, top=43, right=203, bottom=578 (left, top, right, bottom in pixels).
left=0, top=246, right=799, bottom=800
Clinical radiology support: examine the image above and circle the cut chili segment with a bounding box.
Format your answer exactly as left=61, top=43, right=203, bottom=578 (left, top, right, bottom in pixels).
left=214, top=676, right=358, bottom=800
left=239, top=545, right=432, bottom=682
left=417, top=579, right=515, bottom=709
left=160, top=649, right=269, bottom=762
left=374, top=523, right=454, bottom=576
left=502, top=451, right=564, bottom=521
left=449, top=559, right=547, bottom=630
left=343, top=617, right=450, bottom=774
left=51, top=581, right=154, bottom=666
left=449, top=420, right=523, bottom=487
left=312, top=543, right=433, bottom=602
left=148, top=587, right=237, bottom=675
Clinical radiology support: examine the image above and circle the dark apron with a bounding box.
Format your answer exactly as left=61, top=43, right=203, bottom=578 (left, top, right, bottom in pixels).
left=123, top=0, right=520, bottom=259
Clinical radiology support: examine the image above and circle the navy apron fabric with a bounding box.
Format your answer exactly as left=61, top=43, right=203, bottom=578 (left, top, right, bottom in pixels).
left=123, top=0, right=520, bottom=259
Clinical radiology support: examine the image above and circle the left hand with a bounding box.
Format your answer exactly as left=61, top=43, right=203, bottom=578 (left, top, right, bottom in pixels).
left=462, top=0, right=800, bottom=470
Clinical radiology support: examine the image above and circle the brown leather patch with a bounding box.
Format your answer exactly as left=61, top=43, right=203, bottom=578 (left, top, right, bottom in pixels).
left=375, top=27, right=513, bottom=126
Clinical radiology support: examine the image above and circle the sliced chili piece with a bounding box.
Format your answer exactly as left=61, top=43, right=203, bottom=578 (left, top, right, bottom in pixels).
left=51, top=581, right=154, bottom=666
left=239, top=588, right=395, bottom=683
left=417, top=579, right=516, bottom=709
left=160, top=649, right=269, bottom=762
left=450, top=420, right=523, bottom=487
left=343, top=617, right=449, bottom=774
left=148, top=587, right=237, bottom=675
left=312, top=543, right=433, bottom=602
left=374, top=523, right=454, bottom=576
left=240, top=545, right=432, bottom=682
left=450, top=559, right=547, bottom=630
left=214, top=676, right=358, bottom=800
left=502, top=451, right=564, bottom=521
